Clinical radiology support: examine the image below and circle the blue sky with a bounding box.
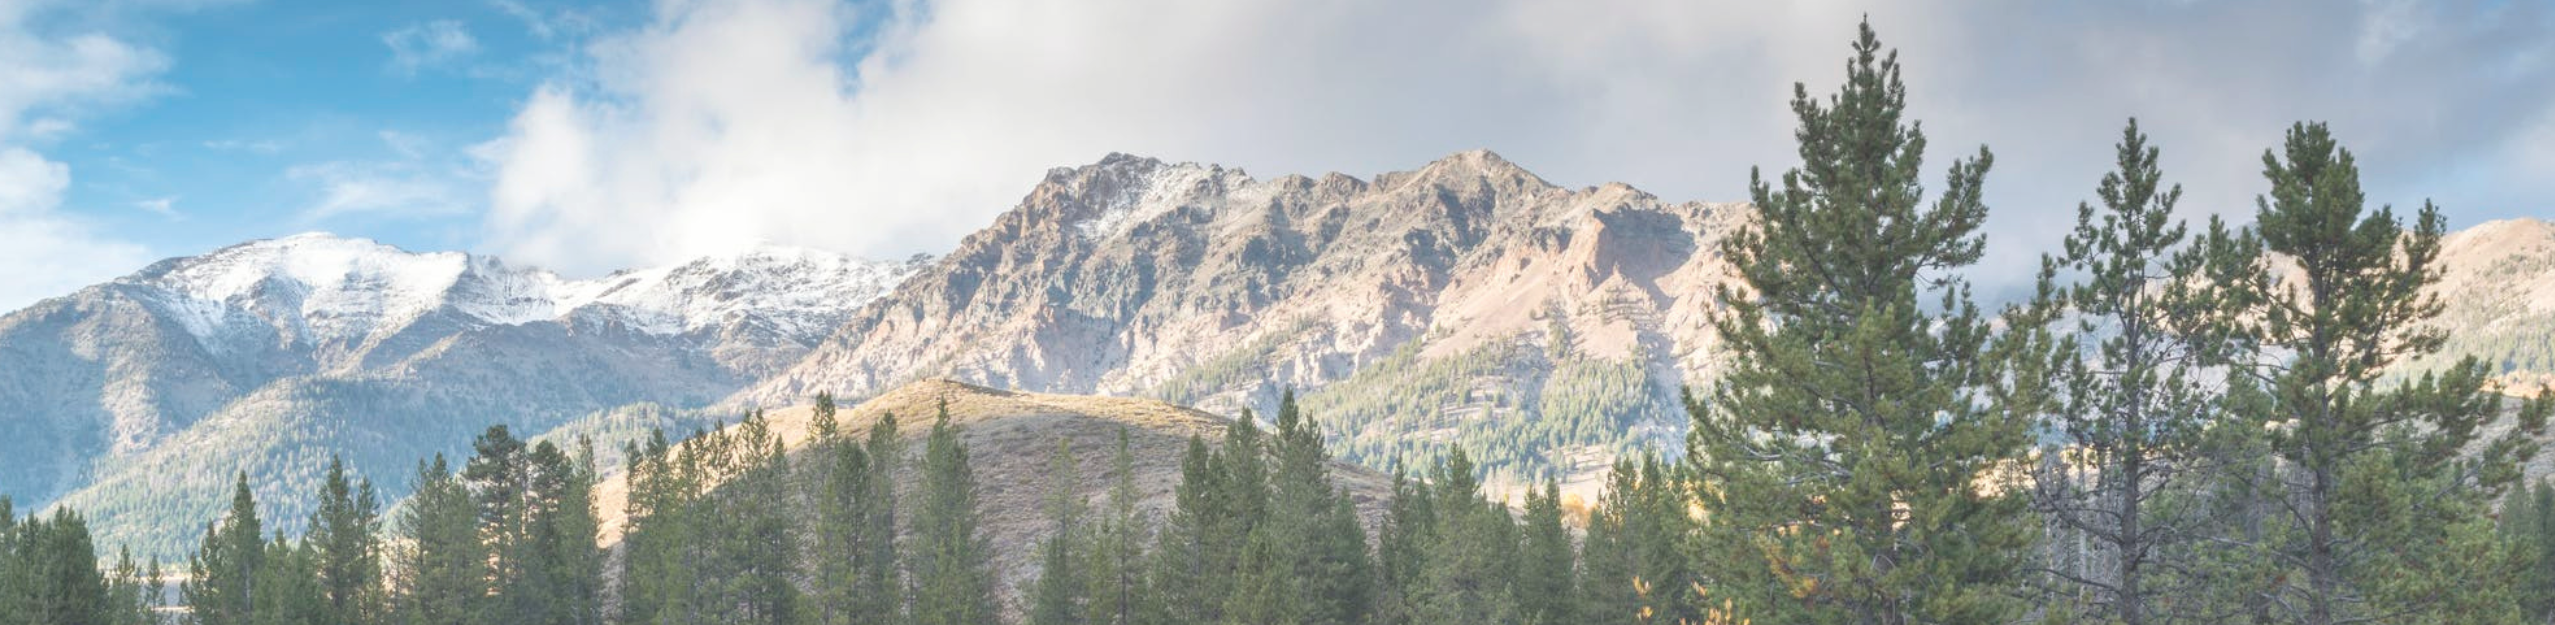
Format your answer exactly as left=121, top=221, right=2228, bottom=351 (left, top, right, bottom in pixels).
left=45, top=0, right=617, bottom=253
left=3, top=0, right=2552, bottom=309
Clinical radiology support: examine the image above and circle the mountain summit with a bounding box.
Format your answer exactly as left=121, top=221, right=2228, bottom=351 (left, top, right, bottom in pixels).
left=0, top=235, right=922, bottom=554
left=743, top=150, right=1749, bottom=492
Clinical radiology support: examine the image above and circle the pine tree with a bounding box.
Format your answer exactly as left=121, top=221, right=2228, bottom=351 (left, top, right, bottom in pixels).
left=1029, top=439, right=1090, bottom=625
left=1410, top=447, right=1519, bottom=625
left=911, top=402, right=997, bottom=625
left=1516, top=479, right=1578, bottom=625
left=619, top=429, right=698, bottom=625
left=2227, top=122, right=2553, bottom=624
left=0, top=497, right=14, bottom=625
left=1142, top=436, right=1223, bottom=625
left=103, top=546, right=147, bottom=625
left=186, top=473, right=266, bottom=625
left=2022, top=120, right=2262, bottom=625
left=250, top=532, right=326, bottom=625
left=464, top=425, right=535, bottom=624
left=722, top=412, right=799, bottom=625
left=853, top=412, right=907, bottom=625
left=520, top=440, right=604, bottom=625
left=11, top=509, right=112, bottom=625
left=1261, top=391, right=1372, bottom=625
left=812, top=392, right=842, bottom=441
left=1688, top=19, right=2034, bottom=625
left=1581, top=456, right=1699, bottom=625
left=309, top=456, right=384, bottom=625
left=812, top=417, right=871, bottom=625
left=394, top=455, right=482, bottom=625
left=1372, top=467, right=1436, bottom=625
left=1083, top=429, right=1147, bottom=625
left=2534, top=479, right=2555, bottom=621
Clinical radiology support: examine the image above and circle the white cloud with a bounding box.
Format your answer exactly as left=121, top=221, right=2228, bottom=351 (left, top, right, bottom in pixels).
left=0, top=148, right=150, bottom=309
left=481, top=0, right=2555, bottom=285
left=288, top=161, right=468, bottom=220
left=489, top=0, right=596, bottom=41
left=0, top=1, right=164, bottom=310
left=203, top=138, right=282, bottom=154
left=134, top=195, right=176, bottom=217
left=383, top=20, right=479, bottom=75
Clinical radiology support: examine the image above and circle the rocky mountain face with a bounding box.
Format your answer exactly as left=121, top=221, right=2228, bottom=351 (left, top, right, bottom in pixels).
left=0, top=234, right=922, bottom=555
left=743, top=150, right=1750, bottom=492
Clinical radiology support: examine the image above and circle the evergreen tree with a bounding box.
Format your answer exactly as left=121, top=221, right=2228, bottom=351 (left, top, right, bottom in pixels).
left=394, top=455, right=482, bottom=625
left=1083, top=429, right=1147, bottom=625
left=1142, top=436, right=1223, bottom=625
left=812, top=392, right=842, bottom=441
left=911, top=402, right=997, bottom=625
left=1581, top=456, right=1699, bottom=625
left=8, top=509, right=112, bottom=625
left=1410, top=447, right=1519, bottom=625
left=103, top=547, right=147, bottom=625
left=1028, top=440, right=1090, bottom=625
left=2227, top=122, right=2553, bottom=624
left=1372, top=467, right=1436, bottom=625
left=2534, top=479, right=2555, bottom=621
left=2023, top=120, right=2259, bottom=625
left=1260, top=391, right=1373, bottom=625
left=1688, top=19, right=2035, bottom=625
left=853, top=413, right=907, bottom=625
left=186, top=473, right=266, bottom=625
left=811, top=415, right=870, bottom=625
left=309, top=456, right=384, bottom=625
left=464, top=425, right=534, bottom=624
left=1515, top=479, right=1578, bottom=625
left=618, top=430, right=690, bottom=625
left=249, top=532, right=326, bottom=625
left=0, top=498, right=13, bottom=624
left=721, top=413, right=799, bottom=625
left=522, top=440, right=604, bottom=625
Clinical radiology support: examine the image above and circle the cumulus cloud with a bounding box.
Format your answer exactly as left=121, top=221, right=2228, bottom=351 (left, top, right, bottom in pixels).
left=384, top=20, right=480, bottom=75
left=481, top=0, right=2555, bottom=286
left=0, top=1, right=162, bottom=309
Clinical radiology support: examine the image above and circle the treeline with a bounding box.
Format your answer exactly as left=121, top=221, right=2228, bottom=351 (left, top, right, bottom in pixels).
left=1680, top=18, right=2554, bottom=625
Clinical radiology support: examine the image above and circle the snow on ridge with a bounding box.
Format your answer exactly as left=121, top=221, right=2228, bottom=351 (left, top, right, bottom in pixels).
left=119, top=232, right=923, bottom=346
left=1074, top=160, right=1249, bottom=241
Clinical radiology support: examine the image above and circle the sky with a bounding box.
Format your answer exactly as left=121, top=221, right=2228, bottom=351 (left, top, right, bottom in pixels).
left=2, top=0, right=2552, bottom=309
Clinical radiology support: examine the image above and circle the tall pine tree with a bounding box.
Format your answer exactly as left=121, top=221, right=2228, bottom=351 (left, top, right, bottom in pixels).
left=1688, top=19, right=2035, bottom=625
left=185, top=473, right=266, bottom=625
left=1028, top=440, right=1091, bottom=625
left=1083, top=429, right=1147, bottom=625
left=394, top=455, right=483, bottom=625
left=2227, top=121, right=2552, bottom=624
left=2023, top=120, right=2259, bottom=625
left=911, top=401, right=997, bottom=625
left=309, top=456, right=384, bottom=625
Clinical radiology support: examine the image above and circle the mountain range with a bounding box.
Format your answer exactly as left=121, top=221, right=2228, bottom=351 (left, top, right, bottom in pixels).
left=3, top=150, right=2551, bottom=558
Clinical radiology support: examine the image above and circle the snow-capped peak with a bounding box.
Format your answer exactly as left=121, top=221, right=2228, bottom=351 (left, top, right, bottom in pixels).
left=119, top=233, right=924, bottom=348
left=551, top=243, right=927, bottom=339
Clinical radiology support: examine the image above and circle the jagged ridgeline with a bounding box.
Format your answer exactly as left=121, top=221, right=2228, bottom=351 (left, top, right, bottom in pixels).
left=743, top=150, right=1749, bottom=492
left=0, top=234, right=925, bottom=560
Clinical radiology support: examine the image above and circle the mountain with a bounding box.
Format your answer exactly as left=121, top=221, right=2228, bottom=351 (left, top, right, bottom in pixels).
left=740, top=150, right=1750, bottom=494
left=9, top=151, right=2552, bottom=561
left=0, top=233, right=923, bottom=555
left=595, top=378, right=1394, bottom=598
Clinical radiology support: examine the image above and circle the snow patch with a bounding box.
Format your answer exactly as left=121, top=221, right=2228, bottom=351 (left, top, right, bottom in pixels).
left=118, top=232, right=923, bottom=348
